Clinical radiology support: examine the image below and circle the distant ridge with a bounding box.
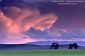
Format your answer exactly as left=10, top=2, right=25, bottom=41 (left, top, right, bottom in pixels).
left=0, top=42, right=85, bottom=50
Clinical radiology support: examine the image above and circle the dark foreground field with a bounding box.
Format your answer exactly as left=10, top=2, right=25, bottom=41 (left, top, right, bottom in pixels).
left=0, top=50, right=85, bottom=56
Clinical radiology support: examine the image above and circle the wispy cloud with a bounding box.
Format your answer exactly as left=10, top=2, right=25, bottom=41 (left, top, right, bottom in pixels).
left=0, top=4, right=58, bottom=44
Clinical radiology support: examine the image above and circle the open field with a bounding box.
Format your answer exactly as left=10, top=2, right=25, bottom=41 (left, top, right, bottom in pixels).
left=0, top=50, right=85, bottom=56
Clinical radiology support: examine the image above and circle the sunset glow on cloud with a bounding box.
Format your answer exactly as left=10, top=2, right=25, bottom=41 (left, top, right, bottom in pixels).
left=0, top=0, right=85, bottom=45
left=0, top=6, right=58, bottom=44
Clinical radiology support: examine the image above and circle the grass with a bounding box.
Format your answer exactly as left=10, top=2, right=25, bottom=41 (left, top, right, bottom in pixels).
left=0, top=50, right=85, bottom=56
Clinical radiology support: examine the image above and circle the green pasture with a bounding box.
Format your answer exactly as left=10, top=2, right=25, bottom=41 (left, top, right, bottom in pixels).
left=0, top=50, right=85, bottom=56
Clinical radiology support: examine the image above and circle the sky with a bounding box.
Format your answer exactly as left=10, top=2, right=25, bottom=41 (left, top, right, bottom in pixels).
left=0, top=0, right=85, bottom=45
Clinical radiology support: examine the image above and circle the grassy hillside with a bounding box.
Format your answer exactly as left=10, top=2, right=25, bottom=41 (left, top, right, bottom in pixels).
left=0, top=50, right=85, bottom=56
